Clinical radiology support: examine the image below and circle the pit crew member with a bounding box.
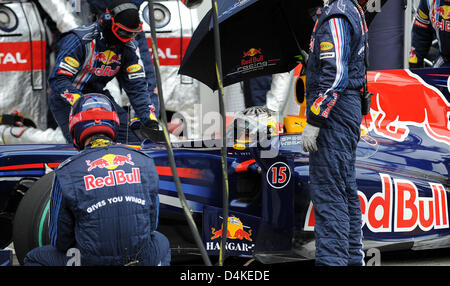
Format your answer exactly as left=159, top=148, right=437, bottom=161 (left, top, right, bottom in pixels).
left=48, top=0, right=160, bottom=146
left=301, top=0, right=366, bottom=266
left=409, top=0, right=450, bottom=67
left=24, top=93, right=170, bottom=266
left=85, top=0, right=160, bottom=118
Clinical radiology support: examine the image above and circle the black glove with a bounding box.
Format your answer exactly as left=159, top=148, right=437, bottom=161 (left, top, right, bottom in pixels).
left=140, top=119, right=165, bottom=142
left=0, top=110, right=37, bottom=128
left=0, top=114, right=23, bottom=126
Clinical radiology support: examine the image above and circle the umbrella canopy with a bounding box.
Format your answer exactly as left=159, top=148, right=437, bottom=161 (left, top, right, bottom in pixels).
left=179, top=0, right=387, bottom=90
left=179, top=0, right=321, bottom=90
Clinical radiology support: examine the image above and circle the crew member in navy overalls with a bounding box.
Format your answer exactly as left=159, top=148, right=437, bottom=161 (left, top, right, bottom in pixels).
left=48, top=0, right=160, bottom=145
left=24, top=93, right=170, bottom=266
left=85, top=0, right=160, bottom=118
left=301, top=0, right=367, bottom=266
left=409, top=0, right=450, bottom=68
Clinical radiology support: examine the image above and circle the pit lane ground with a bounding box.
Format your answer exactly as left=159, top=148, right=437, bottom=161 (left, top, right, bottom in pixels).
left=7, top=242, right=450, bottom=266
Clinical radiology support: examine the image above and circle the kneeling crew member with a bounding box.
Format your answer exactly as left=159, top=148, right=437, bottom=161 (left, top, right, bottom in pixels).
left=24, top=93, right=170, bottom=266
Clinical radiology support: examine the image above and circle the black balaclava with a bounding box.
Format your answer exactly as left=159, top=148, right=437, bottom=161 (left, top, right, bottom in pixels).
left=102, top=0, right=141, bottom=46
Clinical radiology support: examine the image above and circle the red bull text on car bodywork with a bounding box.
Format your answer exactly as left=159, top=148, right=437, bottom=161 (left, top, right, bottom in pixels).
left=304, top=173, right=449, bottom=233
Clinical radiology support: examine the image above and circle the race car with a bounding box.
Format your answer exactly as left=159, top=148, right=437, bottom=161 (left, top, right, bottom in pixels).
left=0, top=66, right=449, bottom=265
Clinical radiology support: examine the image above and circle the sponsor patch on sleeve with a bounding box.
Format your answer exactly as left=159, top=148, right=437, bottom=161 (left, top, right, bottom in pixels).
left=320, top=41, right=334, bottom=51
left=413, top=18, right=429, bottom=28
left=126, top=64, right=142, bottom=73
left=418, top=9, right=428, bottom=20
left=128, top=72, right=146, bottom=80
left=57, top=68, right=74, bottom=76
left=64, top=56, right=80, bottom=68
left=59, top=61, right=79, bottom=75
left=320, top=52, right=335, bottom=59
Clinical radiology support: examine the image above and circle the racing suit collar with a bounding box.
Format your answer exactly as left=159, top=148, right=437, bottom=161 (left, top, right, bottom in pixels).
left=85, top=135, right=115, bottom=149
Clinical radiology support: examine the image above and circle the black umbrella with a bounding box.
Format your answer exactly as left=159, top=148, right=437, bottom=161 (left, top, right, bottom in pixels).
left=179, top=0, right=387, bottom=90
left=179, top=0, right=320, bottom=90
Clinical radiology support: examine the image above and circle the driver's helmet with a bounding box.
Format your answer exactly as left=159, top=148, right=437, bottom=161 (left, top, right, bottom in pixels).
left=69, top=93, right=120, bottom=150
left=228, top=106, right=281, bottom=143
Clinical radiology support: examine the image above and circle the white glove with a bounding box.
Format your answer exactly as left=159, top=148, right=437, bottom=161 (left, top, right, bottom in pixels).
left=301, top=123, right=320, bottom=153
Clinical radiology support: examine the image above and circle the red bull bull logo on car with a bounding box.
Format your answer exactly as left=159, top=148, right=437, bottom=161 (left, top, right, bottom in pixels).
left=84, top=154, right=139, bottom=191
left=206, top=216, right=254, bottom=253
left=210, top=216, right=253, bottom=241
left=304, top=173, right=449, bottom=233
left=365, top=69, right=450, bottom=145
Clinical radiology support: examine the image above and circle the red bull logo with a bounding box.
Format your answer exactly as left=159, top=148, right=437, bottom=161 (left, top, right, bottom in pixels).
left=304, top=173, right=449, bottom=232
left=94, top=50, right=121, bottom=65
left=83, top=50, right=121, bottom=77
left=310, top=94, right=327, bottom=116
left=437, top=6, right=450, bottom=20
left=243, top=48, right=261, bottom=58
left=431, top=5, right=450, bottom=31
left=365, top=70, right=450, bottom=145
left=229, top=47, right=280, bottom=77
left=86, top=153, right=134, bottom=171
left=60, top=90, right=80, bottom=105
left=210, top=216, right=252, bottom=242
left=409, top=47, right=418, bottom=64
left=241, top=48, right=264, bottom=67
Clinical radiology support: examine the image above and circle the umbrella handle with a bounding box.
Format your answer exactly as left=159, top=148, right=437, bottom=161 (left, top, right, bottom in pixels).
left=147, top=0, right=212, bottom=267
left=210, top=0, right=230, bottom=267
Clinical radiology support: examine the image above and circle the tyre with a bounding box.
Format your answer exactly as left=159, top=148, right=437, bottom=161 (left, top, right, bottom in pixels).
left=12, top=172, right=53, bottom=265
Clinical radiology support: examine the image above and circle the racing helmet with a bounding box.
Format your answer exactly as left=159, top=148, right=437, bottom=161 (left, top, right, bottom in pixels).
left=228, top=106, right=282, bottom=144
left=69, top=93, right=120, bottom=150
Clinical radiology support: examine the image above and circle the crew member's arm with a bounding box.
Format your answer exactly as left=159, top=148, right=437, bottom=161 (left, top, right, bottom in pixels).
left=48, top=33, right=85, bottom=105
left=118, top=42, right=158, bottom=127
left=134, top=31, right=160, bottom=118
left=146, top=157, right=160, bottom=231
left=409, top=0, right=434, bottom=68
left=307, top=16, right=351, bottom=128
left=48, top=175, right=76, bottom=252
left=37, top=0, right=82, bottom=33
